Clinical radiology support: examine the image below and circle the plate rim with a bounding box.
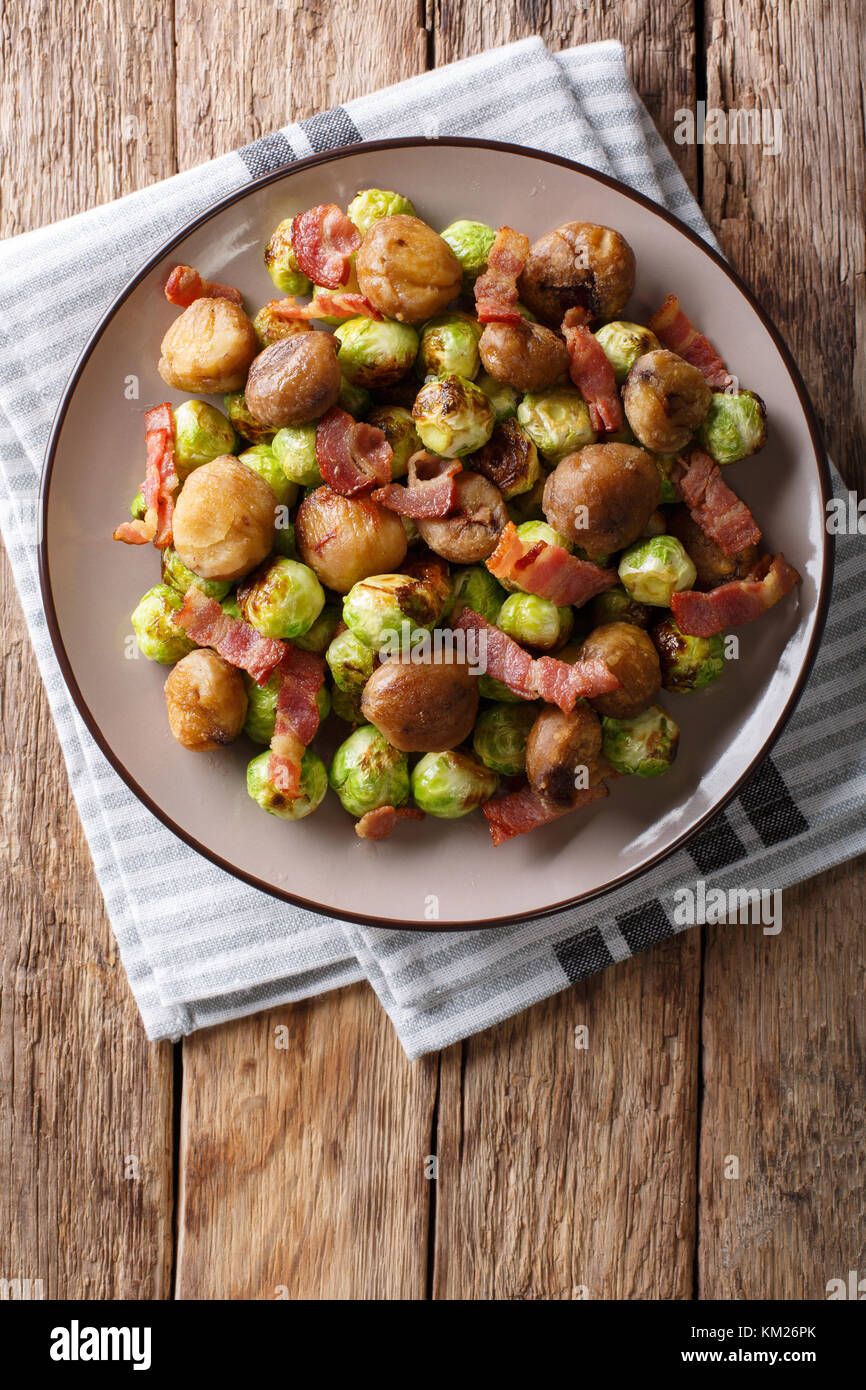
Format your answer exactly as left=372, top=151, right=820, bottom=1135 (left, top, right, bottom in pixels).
left=38, top=135, right=835, bottom=931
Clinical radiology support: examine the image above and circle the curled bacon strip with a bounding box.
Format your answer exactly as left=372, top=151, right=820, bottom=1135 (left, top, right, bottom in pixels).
left=172, top=586, right=286, bottom=685
left=562, top=307, right=624, bottom=433
left=482, top=781, right=609, bottom=847
left=486, top=522, right=618, bottom=608
left=474, top=226, right=530, bottom=324
left=372, top=453, right=462, bottom=518
left=316, top=407, right=393, bottom=496
left=164, top=264, right=243, bottom=307
left=673, top=449, right=762, bottom=557
left=648, top=293, right=733, bottom=389
left=268, top=646, right=325, bottom=797
left=270, top=292, right=381, bottom=322
left=355, top=805, right=425, bottom=840
left=113, top=403, right=179, bottom=548
left=291, top=204, right=361, bottom=289
left=453, top=609, right=620, bottom=712
left=671, top=554, right=800, bottom=638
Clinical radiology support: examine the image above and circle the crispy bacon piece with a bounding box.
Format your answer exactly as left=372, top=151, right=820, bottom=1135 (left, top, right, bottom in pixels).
left=355, top=805, right=426, bottom=840
left=164, top=264, right=243, bottom=307
left=673, top=449, right=762, bottom=557
left=671, top=553, right=800, bottom=637
left=486, top=522, right=618, bottom=608
left=270, top=292, right=381, bottom=322
left=113, top=403, right=179, bottom=548
left=268, top=646, right=325, bottom=796
left=291, top=204, right=361, bottom=289
left=647, top=293, right=733, bottom=389
left=474, top=226, right=530, bottom=324
left=372, top=454, right=462, bottom=518
left=561, top=307, right=625, bottom=433
left=452, top=609, right=620, bottom=712
left=482, top=781, right=609, bottom=846
left=172, top=586, right=286, bottom=685
left=316, top=407, right=393, bottom=496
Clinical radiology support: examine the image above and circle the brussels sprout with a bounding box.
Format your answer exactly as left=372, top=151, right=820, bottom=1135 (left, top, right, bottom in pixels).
left=239, top=557, right=325, bottom=639
left=470, top=419, right=540, bottom=500
left=246, top=748, right=327, bottom=819
left=653, top=615, right=725, bottom=693
left=337, top=375, right=372, bottom=418
left=439, top=219, right=497, bottom=290
left=237, top=443, right=298, bottom=507
left=223, top=391, right=275, bottom=446
left=618, top=535, right=697, bottom=607
left=173, top=400, right=237, bottom=478
left=334, top=317, right=419, bottom=389
left=516, top=519, right=573, bottom=554
left=366, top=405, right=422, bottom=479
left=130, top=584, right=195, bottom=664
left=130, top=490, right=146, bottom=520
left=497, top=591, right=573, bottom=651
left=473, top=702, right=537, bottom=777
left=326, top=627, right=376, bottom=694
left=594, top=321, right=661, bottom=384
left=264, top=218, right=312, bottom=296
left=412, top=373, right=494, bottom=457
left=477, top=674, right=525, bottom=703
left=252, top=301, right=310, bottom=348
left=272, top=520, right=297, bottom=558
left=271, top=424, right=322, bottom=487
left=698, top=389, right=768, bottom=465
left=330, top=684, right=363, bottom=723
left=293, top=602, right=341, bottom=655
left=506, top=472, right=547, bottom=526
left=589, top=584, right=651, bottom=630
left=476, top=370, right=520, bottom=423
left=242, top=671, right=329, bottom=745
left=343, top=571, right=445, bottom=651
left=416, top=312, right=482, bottom=382
left=443, top=565, right=507, bottom=625
left=602, top=705, right=680, bottom=778
left=516, top=388, right=596, bottom=462
left=653, top=454, right=679, bottom=504
left=328, top=724, right=410, bottom=817
left=161, top=546, right=231, bottom=602
left=347, top=188, right=417, bottom=236
left=411, top=749, right=498, bottom=818
left=221, top=592, right=242, bottom=621
left=310, top=281, right=356, bottom=326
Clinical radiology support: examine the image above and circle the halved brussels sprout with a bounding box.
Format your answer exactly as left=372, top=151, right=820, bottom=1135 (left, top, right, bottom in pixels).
left=130, top=584, right=195, bottom=664
left=130, top=490, right=146, bottom=520
left=416, top=311, right=482, bottom=382
left=238, top=556, right=325, bottom=639
left=443, top=565, right=507, bottom=625
left=589, top=584, right=651, bottom=629
left=326, top=628, right=376, bottom=694
left=343, top=571, right=446, bottom=651
left=594, top=321, right=661, bottom=384
left=337, top=375, right=372, bottom=418
left=412, top=373, right=494, bottom=457
left=246, top=748, right=327, bottom=819
left=516, top=387, right=596, bottom=463
left=223, top=391, right=275, bottom=446
left=243, top=672, right=330, bottom=745
left=335, top=317, right=419, bottom=389
left=653, top=454, right=679, bottom=504
left=476, top=370, right=520, bottom=423
left=473, top=701, right=537, bottom=777
left=602, top=705, right=680, bottom=777
left=293, top=602, right=342, bottom=655
left=439, top=219, right=497, bottom=290
left=264, top=218, right=312, bottom=296
left=497, top=591, right=573, bottom=651
left=618, top=535, right=697, bottom=607
left=237, top=443, right=298, bottom=507
left=698, top=389, right=767, bottom=465
left=347, top=188, right=417, bottom=236
left=161, top=546, right=231, bottom=602
left=271, top=424, right=322, bottom=487
left=366, top=405, right=422, bottom=479
left=173, top=400, right=237, bottom=478
left=653, top=615, right=725, bottom=692
left=410, top=749, right=498, bottom=817
left=328, top=724, right=410, bottom=817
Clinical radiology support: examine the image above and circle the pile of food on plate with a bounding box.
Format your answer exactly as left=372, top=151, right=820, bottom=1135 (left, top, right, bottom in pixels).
left=114, top=186, right=799, bottom=844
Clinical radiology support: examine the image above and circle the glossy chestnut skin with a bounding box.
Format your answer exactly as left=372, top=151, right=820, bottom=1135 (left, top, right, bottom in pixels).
left=244, top=332, right=342, bottom=428
left=667, top=505, right=759, bottom=591
left=542, top=442, right=661, bottom=555
left=360, top=652, right=479, bottom=752
left=478, top=319, right=569, bottom=392
left=172, top=455, right=276, bottom=582
left=518, top=221, right=635, bottom=328
left=416, top=471, right=508, bottom=563
left=355, top=215, right=463, bottom=323
left=164, top=649, right=248, bottom=750
left=294, top=486, right=407, bottom=594
left=577, top=621, right=661, bottom=719
left=158, top=297, right=258, bottom=394
left=622, top=348, right=712, bottom=454
left=525, top=703, right=603, bottom=809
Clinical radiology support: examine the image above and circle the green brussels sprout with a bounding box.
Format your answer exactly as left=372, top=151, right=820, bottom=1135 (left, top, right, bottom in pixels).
left=412, top=373, right=494, bottom=457
left=239, top=557, right=325, bottom=639
left=476, top=370, right=520, bottom=423
left=477, top=674, right=525, bottom=703
left=343, top=571, right=445, bottom=651
left=334, top=317, right=419, bottom=389
left=594, top=321, right=661, bottom=384
left=366, top=405, right=422, bottom=479
left=443, top=565, right=507, bottom=625
left=130, top=584, right=195, bottom=664
left=220, top=592, right=242, bottom=621
left=589, top=584, right=651, bottom=630
left=347, top=188, right=417, bottom=236
left=516, top=519, right=573, bottom=554
left=497, top=591, right=573, bottom=652
left=472, top=702, right=537, bottom=776
left=653, top=615, right=725, bottom=693
left=411, top=749, right=498, bottom=818
left=516, top=388, right=596, bottom=462
left=173, top=400, right=237, bottom=478
left=337, top=375, right=372, bottom=418
left=161, top=546, right=231, bottom=602
left=416, top=312, right=482, bottom=382
left=506, top=473, right=547, bottom=526
left=130, top=490, right=146, bottom=520
left=271, top=424, right=322, bottom=487
left=328, top=724, right=410, bottom=817
left=293, top=602, right=341, bottom=655
left=326, top=628, right=376, bottom=694
left=272, top=520, right=297, bottom=558
left=653, top=454, right=679, bottom=504
left=618, top=535, right=697, bottom=607
left=309, top=281, right=356, bottom=326
left=264, top=218, right=312, bottom=296
left=246, top=748, right=327, bottom=819
left=237, top=443, right=298, bottom=508
left=439, top=219, right=497, bottom=290
left=242, top=672, right=329, bottom=745
left=330, top=683, right=364, bottom=724
left=698, top=389, right=768, bottom=466
left=602, top=705, right=680, bottom=778
left=223, top=391, right=275, bottom=446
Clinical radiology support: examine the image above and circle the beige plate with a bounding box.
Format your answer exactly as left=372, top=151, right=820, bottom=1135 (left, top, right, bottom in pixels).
left=40, top=138, right=833, bottom=928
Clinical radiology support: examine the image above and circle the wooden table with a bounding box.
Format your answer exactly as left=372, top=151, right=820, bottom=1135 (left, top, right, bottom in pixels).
left=2, top=1, right=863, bottom=1300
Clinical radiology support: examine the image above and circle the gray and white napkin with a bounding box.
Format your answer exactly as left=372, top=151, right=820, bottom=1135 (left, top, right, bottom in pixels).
left=1, top=39, right=862, bottom=1056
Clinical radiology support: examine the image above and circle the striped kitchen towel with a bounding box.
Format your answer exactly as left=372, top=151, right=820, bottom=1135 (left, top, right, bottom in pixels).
left=0, top=38, right=862, bottom=1056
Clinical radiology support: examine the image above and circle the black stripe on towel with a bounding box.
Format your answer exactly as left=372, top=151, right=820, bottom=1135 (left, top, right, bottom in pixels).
left=238, top=132, right=296, bottom=178
left=554, top=927, right=615, bottom=983
left=300, top=107, right=363, bottom=152
left=738, top=755, right=808, bottom=847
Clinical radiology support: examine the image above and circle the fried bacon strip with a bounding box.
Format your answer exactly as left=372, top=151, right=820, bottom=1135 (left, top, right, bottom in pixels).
left=473, top=226, right=530, bottom=324
left=113, top=403, right=179, bottom=548
left=316, top=407, right=393, bottom=496
left=562, top=307, right=624, bottom=433
left=291, top=204, right=361, bottom=289
left=482, top=781, right=609, bottom=846
left=372, top=453, right=462, bottom=518
left=673, top=449, right=762, bottom=557
left=172, top=586, right=286, bottom=685
left=164, top=264, right=243, bottom=307
left=270, top=292, right=381, bottom=322
left=647, top=293, right=733, bottom=389
left=452, top=609, right=620, bottom=712
left=486, top=522, right=618, bottom=608
left=671, top=554, right=801, bottom=637
left=355, top=805, right=425, bottom=840
left=268, top=646, right=325, bottom=797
